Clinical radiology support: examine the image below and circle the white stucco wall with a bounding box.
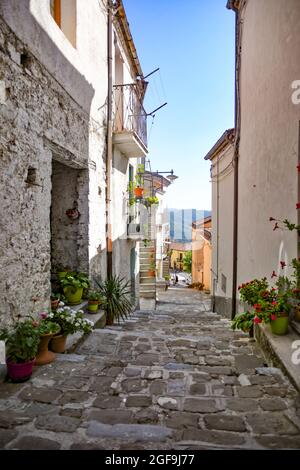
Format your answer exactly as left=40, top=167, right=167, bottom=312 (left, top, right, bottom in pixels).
left=211, top=144, right=234, bottom=302
left=237, top=0, right=300, bottom=288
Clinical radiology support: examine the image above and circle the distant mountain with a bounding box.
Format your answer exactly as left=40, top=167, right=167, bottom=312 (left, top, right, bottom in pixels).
left=168, top=208, right=211, bottom=242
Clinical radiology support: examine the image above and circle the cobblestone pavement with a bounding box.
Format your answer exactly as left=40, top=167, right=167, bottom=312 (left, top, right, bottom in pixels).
left=1, top=287, right=300, bottom=450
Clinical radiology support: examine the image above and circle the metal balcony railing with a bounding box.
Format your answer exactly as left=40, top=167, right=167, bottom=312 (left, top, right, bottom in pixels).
left=113, top=84, right=147, bottom=148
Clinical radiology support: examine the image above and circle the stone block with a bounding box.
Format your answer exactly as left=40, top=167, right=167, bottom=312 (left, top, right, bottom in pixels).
left=204, top=414, right=246, bottom=432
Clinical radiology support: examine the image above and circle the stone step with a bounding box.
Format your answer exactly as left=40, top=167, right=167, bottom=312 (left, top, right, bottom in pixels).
left=140, top=278, right=156, bottom=284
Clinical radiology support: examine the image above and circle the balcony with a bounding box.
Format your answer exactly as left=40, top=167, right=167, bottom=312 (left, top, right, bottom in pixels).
left=113, top=84, right=148, bottom=158
left=127, top=201, right=147, bottom=240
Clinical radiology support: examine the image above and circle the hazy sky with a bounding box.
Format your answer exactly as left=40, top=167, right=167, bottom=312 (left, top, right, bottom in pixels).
left=123, top=0, right=235, bottom=210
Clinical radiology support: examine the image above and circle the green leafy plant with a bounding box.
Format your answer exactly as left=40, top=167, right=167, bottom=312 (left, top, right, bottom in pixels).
left=143, top=196, right=159, bottom=208
left=88, top=291, right=102, bottom=301
left=149, top=259, right=156, bottom=271
left=60, top=272, right=90, bottom=292
left=232, top=275, right=293, bottom=331
left=231, top=310, right=255, bottom=333
left=0, top=319, right=40, bottom=363
left=37, top=318, right=60, bottom=336
left=238, top=278, right=269, bottom=306
left=51, top=292, right=64, bottom=301
left=94, top=276, right=133, bottom=324
left=164, top=275, right=171, bottom=281
left=183, top=251, right=192, bottom=273
left=143, top=239, right=150, bottom=247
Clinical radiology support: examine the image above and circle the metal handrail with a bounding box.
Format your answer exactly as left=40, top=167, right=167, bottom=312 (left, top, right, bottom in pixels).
left=113, top=84, right=147, bottom=147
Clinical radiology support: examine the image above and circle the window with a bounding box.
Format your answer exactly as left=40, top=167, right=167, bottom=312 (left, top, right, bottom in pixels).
left=50, top=0, right=61, bottom=27
left=50, top=0, right=77, bottom=48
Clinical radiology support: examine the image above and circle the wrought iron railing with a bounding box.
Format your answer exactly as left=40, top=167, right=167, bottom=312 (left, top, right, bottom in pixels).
left=113, top=84, right=147, bottom=148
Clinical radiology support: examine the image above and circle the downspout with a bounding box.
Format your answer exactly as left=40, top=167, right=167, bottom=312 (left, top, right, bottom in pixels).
left=106, top=0, right=113, bottom=278
left=231, top=4, right=241, bottom=320
left=298, top=121, right=300, bottom=261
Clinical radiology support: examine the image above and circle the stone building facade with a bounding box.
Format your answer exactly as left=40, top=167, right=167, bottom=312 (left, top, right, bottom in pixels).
left=0, top=0, right=148, bottom=324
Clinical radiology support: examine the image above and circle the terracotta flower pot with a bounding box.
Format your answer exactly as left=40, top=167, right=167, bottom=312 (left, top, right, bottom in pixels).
left=51, top=299, right=60, bottom=311
left=270, top=313, right=289, bottom=336
left=294, top=305, right=300, bottom=323
left=6, top=359, right=35, bottom=383
left=148, top=270, right=155, bottom=277
left=49, top=334, right=68, bottom=353
left=134, top=187, right=144, bottom=198
left=36, top=334, right=56, bottom=365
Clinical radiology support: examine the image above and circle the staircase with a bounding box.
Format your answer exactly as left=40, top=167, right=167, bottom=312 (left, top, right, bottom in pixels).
left=139, top=229, right=156, bottom=310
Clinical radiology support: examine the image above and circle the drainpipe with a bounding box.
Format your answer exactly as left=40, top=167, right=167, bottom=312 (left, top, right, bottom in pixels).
left=230, top=3, right=241, bottom=320
left=298, top=121, right=300, bottom=261
left=106, top=0, right=113, bottom=278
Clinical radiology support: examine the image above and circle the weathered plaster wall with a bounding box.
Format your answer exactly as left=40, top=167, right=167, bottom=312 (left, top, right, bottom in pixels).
left=51, top=161, right=88, bottom=273
left=0, top=13, right=98, bottom=324
left=0, top=0, right=108, bottom=286
left=237, top=0, right=300, bottom=289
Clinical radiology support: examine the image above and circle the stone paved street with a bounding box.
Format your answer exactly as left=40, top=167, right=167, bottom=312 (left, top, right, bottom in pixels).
left=1, top=287, right=300, bottom=450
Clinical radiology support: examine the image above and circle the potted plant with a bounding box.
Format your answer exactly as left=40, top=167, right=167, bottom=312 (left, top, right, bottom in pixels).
left=56, top=266, right=70, bottom=280
left=143, top=196, right=159, bottom=208
left=289, top=258, right=300, bottom=322
left=148, top=260, right=156, bottom=277
left=87, top=291, right=102, bottom=313
left=94, top=276, right=133, bottom=326
left=0, top=319, right=40, bottom=382
left=60, top=272, right=90, bottom=305
left=48, top=304, right=94, bottom=353
left=35, top=315, right=61, bottom=365
left=128, top=168, right=144, bottom=200
left=232, top=276, right=292, bottom=336
left=51, top=292, right=62, bottom=311
left=164, top=274, right=171, bottom=290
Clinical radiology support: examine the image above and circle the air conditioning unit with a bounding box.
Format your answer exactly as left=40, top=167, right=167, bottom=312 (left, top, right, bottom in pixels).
left=127, top=222, right=145, bottom=240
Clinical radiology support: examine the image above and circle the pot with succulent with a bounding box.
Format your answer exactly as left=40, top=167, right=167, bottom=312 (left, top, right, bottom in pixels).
left=48, top=304, right=94, bottom=353
left=60, top=272, right=90, bottom=305
left=94, top=276, right=133, bottom=326
left=35, top=314, right=61, bottom=365
left=0, top=319, right=40, bottom=382
left=87, top=291, right=103, bottom=313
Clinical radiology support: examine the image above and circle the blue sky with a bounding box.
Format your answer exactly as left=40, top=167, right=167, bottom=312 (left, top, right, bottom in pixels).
left=123, top=0, right=235, bottom=210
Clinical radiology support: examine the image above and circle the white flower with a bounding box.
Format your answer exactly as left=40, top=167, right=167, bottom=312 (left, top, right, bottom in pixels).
left=56, top=308, right=64, bottom=313
left=48, top=312, right=54, bottom=318
left=58, top=302, right=65, bottom=307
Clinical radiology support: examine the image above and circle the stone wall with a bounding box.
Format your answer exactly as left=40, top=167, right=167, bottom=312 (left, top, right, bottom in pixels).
left=0, top=16, right=93, bottom=324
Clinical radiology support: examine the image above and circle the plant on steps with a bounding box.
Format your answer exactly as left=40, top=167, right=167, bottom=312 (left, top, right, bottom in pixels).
left=60, top=272, right=90, bottom=305
left=87, top=291, right=103, bottom=313
left=0, top=319, right=40, bottom=382
left=94, top=276, right=133, bottom=325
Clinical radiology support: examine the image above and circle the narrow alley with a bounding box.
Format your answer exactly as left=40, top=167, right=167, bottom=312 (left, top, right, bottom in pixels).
left=0, top=287, right=300, bottom=450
